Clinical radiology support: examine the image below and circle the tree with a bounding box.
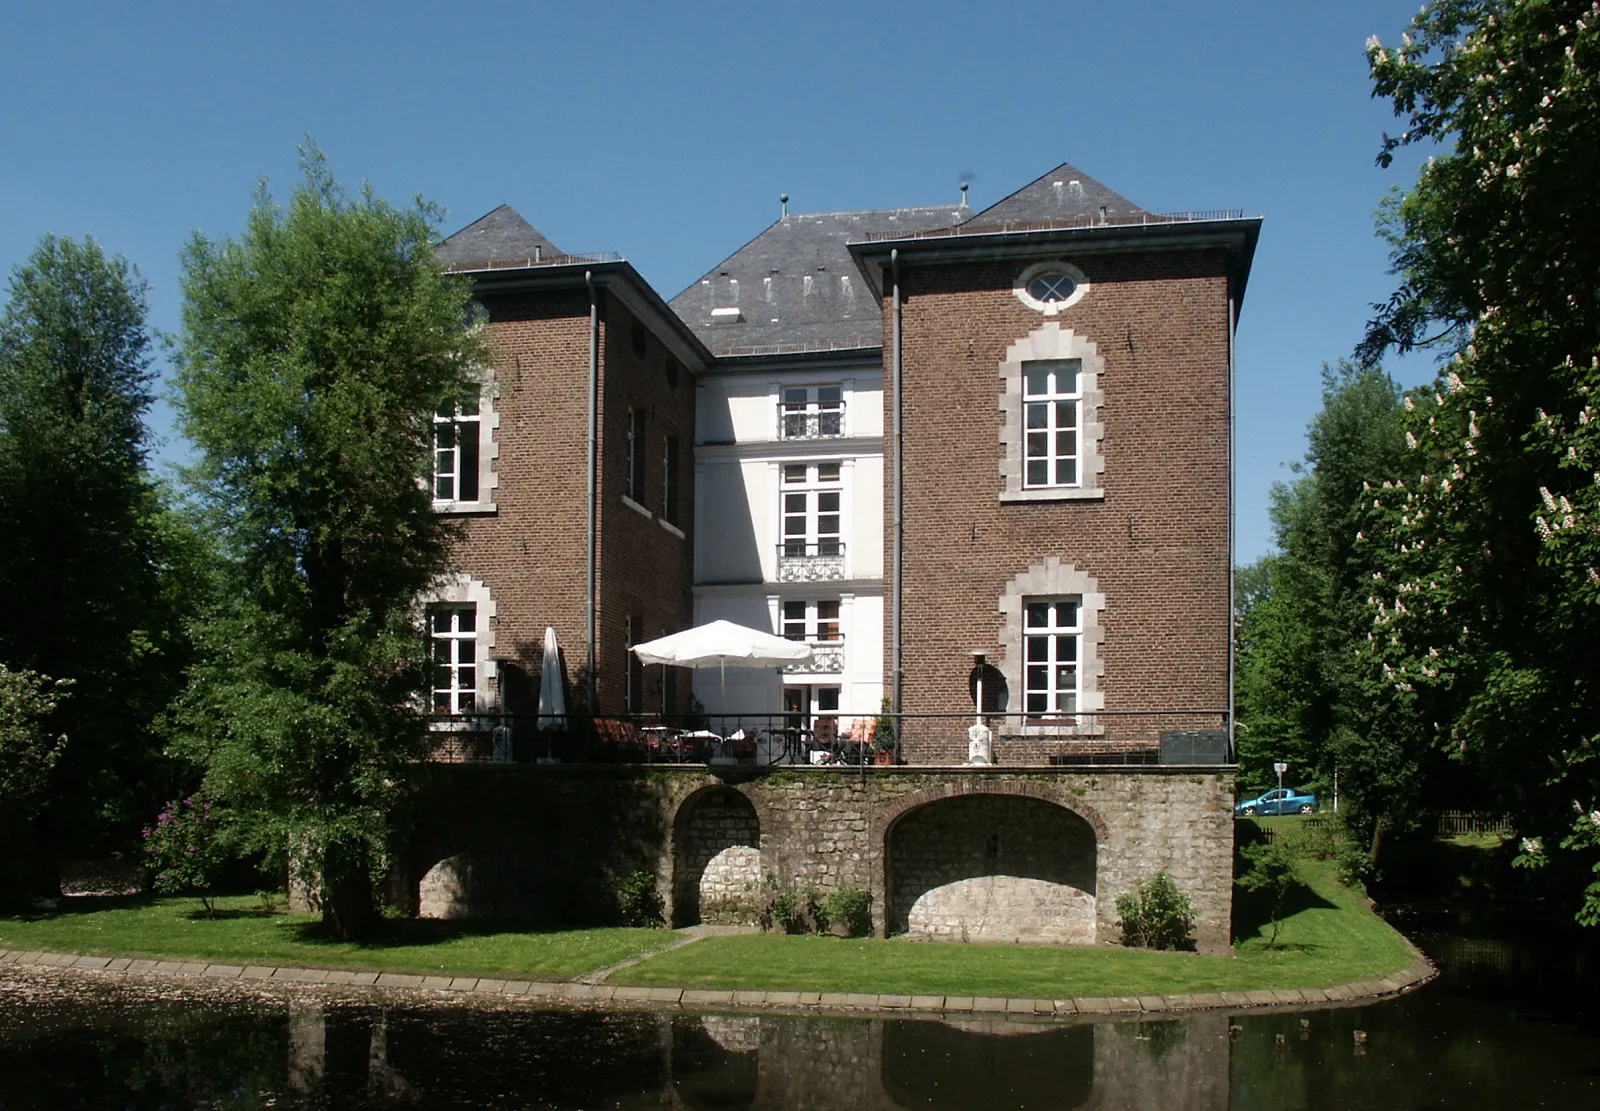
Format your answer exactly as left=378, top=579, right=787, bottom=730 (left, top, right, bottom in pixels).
left=1359, top=1, right=1600, bottom=917
left=0, top=665, right=68, bottom=904
left=1235, top=362, right=1418, bottom=848
left=0, top=235, right=191, bottom=874
left=171, top=147, right=485, bottom=938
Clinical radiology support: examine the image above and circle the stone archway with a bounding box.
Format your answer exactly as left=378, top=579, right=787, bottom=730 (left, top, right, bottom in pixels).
left=671, top=786, right=762, bottom=927
left=885, top=793, right=1098, bottom=944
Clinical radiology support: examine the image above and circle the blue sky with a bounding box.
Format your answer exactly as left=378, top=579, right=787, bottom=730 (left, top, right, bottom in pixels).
left=0, top=1, right=1436, bottom=561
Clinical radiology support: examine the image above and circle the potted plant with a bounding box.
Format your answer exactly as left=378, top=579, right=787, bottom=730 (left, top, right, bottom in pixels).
left=873, top=698, right=899, bottom=765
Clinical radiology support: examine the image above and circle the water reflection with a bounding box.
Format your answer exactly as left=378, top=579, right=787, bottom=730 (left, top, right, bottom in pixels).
left=881, top=1020, right=1094, bottom=1109
left=1, top=916, right=1597, bottom=1110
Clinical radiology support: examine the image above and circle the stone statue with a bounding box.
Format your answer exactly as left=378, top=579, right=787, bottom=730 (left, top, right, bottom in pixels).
left=966, top=722, right=994, bottom=766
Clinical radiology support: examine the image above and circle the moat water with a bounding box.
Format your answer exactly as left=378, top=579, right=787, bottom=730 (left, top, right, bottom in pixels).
left=1, top=912, right=1594, bottom=1110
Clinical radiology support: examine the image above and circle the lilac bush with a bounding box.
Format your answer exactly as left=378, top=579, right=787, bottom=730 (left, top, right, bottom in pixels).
left=142, top=794, right=228, bottom=916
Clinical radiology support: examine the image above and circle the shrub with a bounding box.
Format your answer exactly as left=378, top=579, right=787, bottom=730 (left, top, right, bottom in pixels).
left=1235, top=839, right=1297, bottom=948
left=822, top=885, right=872, bottom=937
left=143, top=794, right=229, bottom=916
left=1115, top=872, right=1198, bottom=951
left=617, top=870, right=663, bottom=927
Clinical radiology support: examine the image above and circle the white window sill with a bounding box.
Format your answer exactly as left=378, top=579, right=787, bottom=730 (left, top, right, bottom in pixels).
left=622, top=495, right=653, bottom=519
left=658, top=518, right=686, bottom=539
left=433, top=500, right=498, bottom=515
left=999, top=487, right=1105, bottom=504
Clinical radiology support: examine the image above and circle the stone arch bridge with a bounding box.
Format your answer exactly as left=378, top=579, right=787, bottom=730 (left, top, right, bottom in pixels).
left=403, top=764, right=1234, bottom=952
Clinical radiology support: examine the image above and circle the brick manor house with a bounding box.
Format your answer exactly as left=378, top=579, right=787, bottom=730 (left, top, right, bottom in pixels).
left=404, top=161, right=1258, bottom=946
left=423, top=159, right=1258, bottom=766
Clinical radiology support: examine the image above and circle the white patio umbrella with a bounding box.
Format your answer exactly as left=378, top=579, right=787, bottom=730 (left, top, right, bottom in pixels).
left=631, top=619, right=812, bottom=711
left=536, top=626, right=566, bottom=728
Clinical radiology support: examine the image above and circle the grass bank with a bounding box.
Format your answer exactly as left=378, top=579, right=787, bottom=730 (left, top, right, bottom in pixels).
left=609, top=856, right=1415, bottom=998
left=0, top=897, right=672, bottom=981
left=2, top=824, right=1420, bottom=998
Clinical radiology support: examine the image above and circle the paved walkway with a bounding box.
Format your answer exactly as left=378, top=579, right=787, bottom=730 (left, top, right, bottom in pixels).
left=0, top=943, right=1437, bottom=1020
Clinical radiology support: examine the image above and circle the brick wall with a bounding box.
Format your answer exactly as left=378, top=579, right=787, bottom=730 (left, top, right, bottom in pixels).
left=450, top=289, right=592, bottom=707
left=881, top=250, right=1232, bottom=727
left=596, top=297, right=696, bottom=714
left=448, top=284, right=697, bottom=717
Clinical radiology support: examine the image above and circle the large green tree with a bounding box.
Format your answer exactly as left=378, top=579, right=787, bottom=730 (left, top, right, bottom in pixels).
left=0, top=235, right=191, bottom=874
left=1359, top=0, right=1600, bottom=916
left=1235, top=362, right=1419, bottom=847
left=172, top=148, right=484, bottom=938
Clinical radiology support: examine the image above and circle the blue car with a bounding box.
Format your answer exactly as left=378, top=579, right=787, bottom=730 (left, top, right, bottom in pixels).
left=1235, top=788, right=1318, bottom=817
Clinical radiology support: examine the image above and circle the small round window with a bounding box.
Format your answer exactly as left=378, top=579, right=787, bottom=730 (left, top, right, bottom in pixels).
left=1027, top=272, right=1076, bottom=304
left=1014, top=262, right=1088, bottom=315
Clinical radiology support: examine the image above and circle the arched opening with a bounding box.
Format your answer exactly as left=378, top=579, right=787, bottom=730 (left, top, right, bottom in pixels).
left=672, top=787, right=761, bottom=927
left=886, top=794, right=1096, bottom=943
left=881, top=1020, right=1093, bottom=1111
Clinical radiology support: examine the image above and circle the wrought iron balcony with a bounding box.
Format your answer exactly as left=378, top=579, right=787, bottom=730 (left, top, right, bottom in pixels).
left=782, top=643, right=845, bottom=673
left=776, top=541, right=846, bottom=582
left=778, top=403, right=846, bottom=439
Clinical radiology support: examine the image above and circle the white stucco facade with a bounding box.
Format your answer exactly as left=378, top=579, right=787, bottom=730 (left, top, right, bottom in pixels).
left=692, top=359, right=884, bottom=721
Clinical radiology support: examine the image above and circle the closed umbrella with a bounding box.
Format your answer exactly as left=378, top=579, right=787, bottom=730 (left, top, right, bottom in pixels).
left=537, top=626, right=566, bottom=728
left=631, top=619, right=812, bottom=711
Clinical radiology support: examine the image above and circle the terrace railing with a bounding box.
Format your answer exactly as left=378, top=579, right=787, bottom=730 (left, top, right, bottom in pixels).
left=425, top=710, right=1232, bottom=771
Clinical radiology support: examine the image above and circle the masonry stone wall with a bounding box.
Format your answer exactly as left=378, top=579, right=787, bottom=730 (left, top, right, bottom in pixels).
left=675, top=787, right=762, bottom=926
left=888, top=794, right=1097, bottom=943
left=405, top=763, right=1235, bottom=951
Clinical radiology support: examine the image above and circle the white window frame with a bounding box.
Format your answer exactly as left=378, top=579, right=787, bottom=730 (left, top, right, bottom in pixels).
left=428, top=604, right=479, bottom=715
left=780, top=462, right=842, bottom=558
left=431, top=378, right=499, bottom=513
left=996, top=559, right=1105, bottom=733
left=999, top=324, right=1104, bottom=502
left=1013, top=261, right=1089, bottom=315
left=779, top=384, right=845, bottom=439
left=1022, top=360, right=1082, bottom=490
left=781, top=599, right=843, bottom=643
left=1022, top=598, right=1081, bottom=716
left=421, top=574, right=498, bottom=721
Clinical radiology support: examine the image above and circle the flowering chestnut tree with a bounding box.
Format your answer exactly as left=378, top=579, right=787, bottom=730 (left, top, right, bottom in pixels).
left=1358, top=0, right=1600, bottom=917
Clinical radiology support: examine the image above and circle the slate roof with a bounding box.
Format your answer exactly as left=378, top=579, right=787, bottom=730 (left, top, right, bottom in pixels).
left=966, top=161, right=1147, bottom=228
left=435, top=205, right=562, bottom=267
left=670, top=205, right=968, bottom=354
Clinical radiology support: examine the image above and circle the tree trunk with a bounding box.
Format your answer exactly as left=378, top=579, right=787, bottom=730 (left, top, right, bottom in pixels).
left=319, top=842, right=378, bottom=940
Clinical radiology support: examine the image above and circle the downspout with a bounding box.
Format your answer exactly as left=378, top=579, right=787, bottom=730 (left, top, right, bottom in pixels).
left=1226, top=292, right=1237, bottom=761
left=586, top=272, right=599, bottom=711
left=891, top=249, right=903, bottom=714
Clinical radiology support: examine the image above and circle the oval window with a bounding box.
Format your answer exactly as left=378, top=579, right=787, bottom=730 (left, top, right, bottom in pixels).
left=1026, top=272, right=1077, bottom=304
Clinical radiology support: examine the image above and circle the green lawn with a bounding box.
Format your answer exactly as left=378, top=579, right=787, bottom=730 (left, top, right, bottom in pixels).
left=609, top=857, right=1416, bottom=998
left=2, top=837, right=1420, bottom=999
left=0, top=896, right=672, bottom=981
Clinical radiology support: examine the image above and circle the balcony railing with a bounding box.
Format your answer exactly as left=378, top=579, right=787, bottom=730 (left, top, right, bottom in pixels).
left=424, top=710, right=1232, bottom=770
left=776, top=541, right=846, bottom=582
left=782, top=643, right=845, bottom=673
left=778, top=404, right=845, bottom=439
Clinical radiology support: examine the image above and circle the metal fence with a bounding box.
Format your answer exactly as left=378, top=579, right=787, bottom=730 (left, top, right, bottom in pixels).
left=424, top=710, right=1232, bottom=770
left=1437, top=811, right=1515, bottom=837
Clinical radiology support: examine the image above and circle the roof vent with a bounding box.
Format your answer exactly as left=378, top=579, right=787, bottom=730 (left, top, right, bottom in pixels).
left=710, top=307, right=743, bottom=324
left=959, top=181, right=969, bottom=207
left=780, top=192, right=789, bottom=218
